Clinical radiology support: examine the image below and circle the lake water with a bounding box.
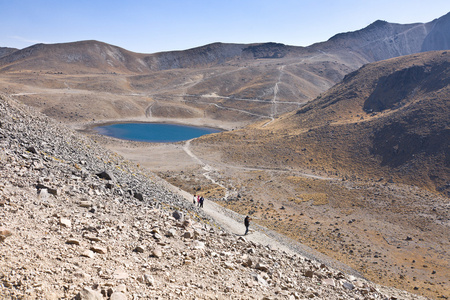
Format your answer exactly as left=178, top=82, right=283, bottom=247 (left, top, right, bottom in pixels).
left=94, top=123, right=221, bottom=143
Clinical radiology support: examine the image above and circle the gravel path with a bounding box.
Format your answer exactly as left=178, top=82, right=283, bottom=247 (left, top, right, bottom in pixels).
left=153, top=174, right=363, bottom=278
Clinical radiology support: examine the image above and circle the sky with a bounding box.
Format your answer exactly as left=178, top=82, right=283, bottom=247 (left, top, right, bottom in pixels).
left=1, top=0, right=449, bottom=54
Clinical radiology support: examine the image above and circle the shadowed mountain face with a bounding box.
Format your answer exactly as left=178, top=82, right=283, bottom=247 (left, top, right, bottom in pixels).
left=422, top=12, right=450, bottom=51
left=196, top=51, right=450, bottom=194
left=0, top=47, right=18, bottom=59
left=0, top=13, right=449, bottom=125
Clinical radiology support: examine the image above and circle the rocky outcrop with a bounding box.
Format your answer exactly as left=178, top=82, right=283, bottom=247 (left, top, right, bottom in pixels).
left=0, top=95, right=427, bottom=299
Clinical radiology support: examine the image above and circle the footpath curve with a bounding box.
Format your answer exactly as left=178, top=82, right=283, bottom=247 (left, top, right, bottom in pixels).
left=152, top=171, right=363, bottom=278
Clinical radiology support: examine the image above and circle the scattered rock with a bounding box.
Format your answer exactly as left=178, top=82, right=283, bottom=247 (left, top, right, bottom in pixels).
left=66, top=238, right=81, bottom=245
left=110, top=292, right=127, bottom=300
left=81, top=250, right=95, bottom=258
left=172, top=210, right=183, bottom=220
left=0, top=227, right=12, bottom=242
left=75, top=287, right=103, bottom=300
left=151, top=246, right=163, bottom=258
left=59, top=218, right=72, bottom=228
left=96, top=171, right=114, bottom=181
left=79, top=201, right=92, bottom=208
left=342, top=281, right=355, bottom=290
left=255, top=262, right=269, bottom=272
left=134, top=245, right=145, bottom=253
left=304, top=270, right=314, bottom=278
left=133, top=192, right=144, bottom=201
left=90, top=246, right=107, bottom=254
left=113, top=268, right=128, bottom=280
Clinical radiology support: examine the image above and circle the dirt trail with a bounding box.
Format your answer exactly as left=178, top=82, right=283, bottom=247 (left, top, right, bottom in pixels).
left=152, top=171, right=363, bottom=278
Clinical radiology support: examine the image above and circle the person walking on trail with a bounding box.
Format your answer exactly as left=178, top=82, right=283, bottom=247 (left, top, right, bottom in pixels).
left=199, top=196, right=204, bottom=208
left=193, top=194, right=197, bottom=205
left=244, top=216, right=251, bottom=235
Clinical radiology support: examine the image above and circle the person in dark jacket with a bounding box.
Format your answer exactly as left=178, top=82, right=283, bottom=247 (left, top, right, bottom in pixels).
left=244, top=216, right=251, bottom=235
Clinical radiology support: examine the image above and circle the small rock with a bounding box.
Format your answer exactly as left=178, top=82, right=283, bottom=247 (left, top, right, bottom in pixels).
left=84, top=235, right=102, bottom=242
left=133, top=192, right=144, bottom=201
left=138, top=274, right=155, bottom=286
left=172, top=210, right=183, bottom=220
left=96, top=171, right=114, bottom=181
left=151, top=246, right=162, bottom=258
left=115, top=284, right=127, bottom=293
left=26, top=146, right=38, bottom=154
left=59, top=218, right=72, bottom=228
left=182, top=220, right=192, bottom=228
left=166, top=228, right=177, bottom=237
left=110, top=292, right=127, bottom=300
left=251, top=273, right=268, bottom=286
left=79, top=201, right=92, bottom=208
left=192, top=240, right=205, bottom=250
left=322, top=278, right=335, bottom=286
left=0, top=227, right=12, bottom=242
left=225, top=262, right=236, bottom=270
left=81, top=250, right=95, bottom=258
left=255, top=263, right=269, bottom=272
left=134, top=245, right=145, bottom=253
left=38, top=188, right=49, bottom=199
left=304, top=270, right=314, bottom=278
left=183, top=231, right=194, bottom=239
left=113, top=268, right=128, bottom=280
left=342, top=281, right=355, bottom=290
left=242, top=256, right=253, bottom=267
left=90, top=246, right=107, bottom=254
left=66, top=239, right=81, bottom=245
left=75, top=287, right=103, bottom=300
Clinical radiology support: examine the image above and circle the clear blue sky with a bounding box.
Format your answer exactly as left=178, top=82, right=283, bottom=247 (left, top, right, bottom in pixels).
left=1, top=0, right=449, bottom=54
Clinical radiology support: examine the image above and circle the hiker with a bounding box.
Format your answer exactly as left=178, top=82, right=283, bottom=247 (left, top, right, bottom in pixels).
left=197, top=195, right=201, bottom=206
left=199, top=196, right=204, bottom=208
left=244, top=216, right=251, bottom=235
left=193, top=194, right=197, bottom=205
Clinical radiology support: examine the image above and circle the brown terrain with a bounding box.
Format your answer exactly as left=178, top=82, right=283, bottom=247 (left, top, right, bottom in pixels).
left=0, top=12, right=449, bottom=299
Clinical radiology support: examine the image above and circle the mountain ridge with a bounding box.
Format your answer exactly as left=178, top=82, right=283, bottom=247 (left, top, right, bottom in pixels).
left=1, top=12, right=449, bottom=74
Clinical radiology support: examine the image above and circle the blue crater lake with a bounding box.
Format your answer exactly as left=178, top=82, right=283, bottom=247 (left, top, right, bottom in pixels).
left=94, top=123, right=221, bottom=143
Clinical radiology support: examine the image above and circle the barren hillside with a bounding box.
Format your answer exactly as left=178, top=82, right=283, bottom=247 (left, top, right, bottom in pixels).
left=183, top=51, right=450, bottom=299
left=0, top=95, right=430, bottom=299
left=0, top=13, right=449, bottom=126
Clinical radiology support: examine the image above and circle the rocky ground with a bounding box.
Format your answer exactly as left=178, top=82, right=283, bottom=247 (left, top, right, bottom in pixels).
left=95, top=134, right=449, bottom=299
left=0, top=95, right=432, bottom=299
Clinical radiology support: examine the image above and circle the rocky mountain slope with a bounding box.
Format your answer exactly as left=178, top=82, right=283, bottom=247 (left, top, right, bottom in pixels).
left=0, top=13, right=449, bottom=125
left=0, top=95, right=429, bottom=299
left=196, top=51, right=450, bottom=194
left=183, top=51, right=449, bottom=299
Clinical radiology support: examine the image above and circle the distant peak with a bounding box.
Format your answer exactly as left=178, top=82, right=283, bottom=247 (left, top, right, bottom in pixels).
left=368, top=20, right=388, bottom=28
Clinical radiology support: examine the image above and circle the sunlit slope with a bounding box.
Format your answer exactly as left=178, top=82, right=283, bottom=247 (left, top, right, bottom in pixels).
left=196, top=51, right=450, bottom=194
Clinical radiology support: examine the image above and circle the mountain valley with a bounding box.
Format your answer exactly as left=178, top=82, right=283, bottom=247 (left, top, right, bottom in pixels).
left=1, top=12, right=449, bottom=299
